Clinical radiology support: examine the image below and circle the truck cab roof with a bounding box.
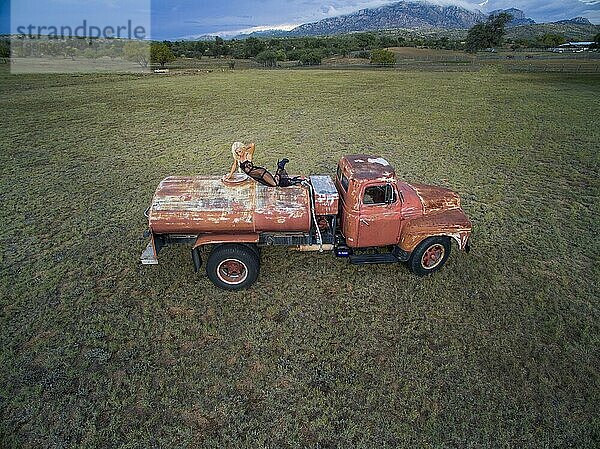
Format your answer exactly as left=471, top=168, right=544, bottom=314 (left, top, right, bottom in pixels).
left=340, top=155, right=396, bottom=182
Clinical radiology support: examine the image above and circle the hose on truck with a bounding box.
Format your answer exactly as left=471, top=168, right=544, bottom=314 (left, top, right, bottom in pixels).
left=302, top=180, right=323, bottom=252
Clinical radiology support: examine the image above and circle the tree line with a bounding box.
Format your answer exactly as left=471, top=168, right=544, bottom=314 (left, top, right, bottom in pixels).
left=2, top=18, right=598, bottom=65
left=163, top=33, right=424, bottom=66
left=155, top=18, right=599, bottom=66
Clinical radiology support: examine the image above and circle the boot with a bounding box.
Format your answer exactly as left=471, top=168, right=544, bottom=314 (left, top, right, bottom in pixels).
left=279, top=176, right=303, bottom=187
left=277, top=158, right=289, bottom=170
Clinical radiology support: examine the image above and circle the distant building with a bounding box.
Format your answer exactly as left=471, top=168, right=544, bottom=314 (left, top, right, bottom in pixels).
left=552, top=42, right=595, bottom=53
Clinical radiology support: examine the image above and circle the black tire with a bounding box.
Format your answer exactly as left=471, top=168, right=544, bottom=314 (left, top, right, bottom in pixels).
left=206, top=244, right=259, bottom=291
left=409, top=236, right=451, bottom=276
left=241, top=243, right=261, bottom=259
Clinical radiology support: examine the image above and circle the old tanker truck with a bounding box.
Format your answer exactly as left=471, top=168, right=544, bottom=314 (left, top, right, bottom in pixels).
left=141, top=155, right=472, bottom=290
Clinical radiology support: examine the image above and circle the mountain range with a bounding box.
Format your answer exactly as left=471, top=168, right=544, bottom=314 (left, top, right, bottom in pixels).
left=490, top=8, right=535, bottom=26
left=554, top=17, right=592, bottom=25
left=232, top=1, right=595, bottom=40
left=290, top=2, right=486, bottom=36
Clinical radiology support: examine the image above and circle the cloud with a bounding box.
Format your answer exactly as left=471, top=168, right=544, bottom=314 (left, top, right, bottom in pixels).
left=421, top=0, right=481, bottom=10
left=189, top=22, right=302, bottom=38
left=183, top=15, right=255, bottom=27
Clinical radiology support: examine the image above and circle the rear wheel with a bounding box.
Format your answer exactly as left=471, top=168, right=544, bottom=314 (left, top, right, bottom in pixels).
left=206, top=244, right=260, bottom=291
left=409, top=236, right=451, bottom=276
left=241, top=243, right=261, bottom=258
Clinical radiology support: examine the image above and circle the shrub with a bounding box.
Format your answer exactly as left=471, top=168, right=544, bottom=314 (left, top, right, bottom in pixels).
left=370, top=49, right=396, bottom=65
left=299, top=49, right=322, bottom=66
left=151, top=43, right=175, bottom=67
left=540, top=33, right=566, bottom=48
left=256, top=50, right=278, bottom=67
left=0, top=39, right=10, bottom=59
left=276, top=49, right=287, bottom=62
left=465, top=12, right=512, bottom=53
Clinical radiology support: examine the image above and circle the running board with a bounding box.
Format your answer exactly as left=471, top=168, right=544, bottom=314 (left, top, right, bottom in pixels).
left=348, top=247, right=410, bottom=265
left=349, top=253, right=399, bottom=265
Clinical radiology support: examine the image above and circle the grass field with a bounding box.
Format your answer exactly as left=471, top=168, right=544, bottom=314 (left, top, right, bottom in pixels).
left=1, top=67, right=599, bottom=448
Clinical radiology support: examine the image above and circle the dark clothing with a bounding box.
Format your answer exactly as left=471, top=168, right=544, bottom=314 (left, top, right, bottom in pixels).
left=240, top=160, right=302, bottom=187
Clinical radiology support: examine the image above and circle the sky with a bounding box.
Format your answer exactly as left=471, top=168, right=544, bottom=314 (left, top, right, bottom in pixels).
left=1, top=0, right=599, bottom=40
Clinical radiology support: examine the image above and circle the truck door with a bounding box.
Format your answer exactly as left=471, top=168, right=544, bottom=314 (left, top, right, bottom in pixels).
left=357, top=183, right=401, bottom=247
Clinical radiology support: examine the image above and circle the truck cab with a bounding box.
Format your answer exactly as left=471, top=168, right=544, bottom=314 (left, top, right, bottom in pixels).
left=334, top=155, right=471, bottom=270
left=336, top=156, right=420, bottom=248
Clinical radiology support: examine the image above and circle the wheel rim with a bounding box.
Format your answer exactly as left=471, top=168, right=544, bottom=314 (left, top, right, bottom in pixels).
left=421, top=244, right=445, bottom=270
left=217, top=259, right=248, bottom=285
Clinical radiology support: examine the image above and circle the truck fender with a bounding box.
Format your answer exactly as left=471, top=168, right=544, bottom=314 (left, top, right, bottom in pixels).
left=400, top=230, right=471, bottom=253
left=399, top=210, right=472, bottom=253
left=191, top=234, right=260, bottom=273
left=448, top=232, right=471, bottom=251
left=192, top=233, right=260, bottom=250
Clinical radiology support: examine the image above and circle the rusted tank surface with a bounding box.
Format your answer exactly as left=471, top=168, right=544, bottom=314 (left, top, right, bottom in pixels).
left=149, top=176, right=311, bottom=234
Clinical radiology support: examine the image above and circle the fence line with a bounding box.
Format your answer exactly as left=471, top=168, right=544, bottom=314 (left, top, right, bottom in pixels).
left=294, top=62, right=600, bottom=74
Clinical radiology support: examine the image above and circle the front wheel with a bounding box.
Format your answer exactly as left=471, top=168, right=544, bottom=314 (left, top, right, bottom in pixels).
left=409, top=236, right=451, bottom=276
left=206, top=244, right=260, bottom=291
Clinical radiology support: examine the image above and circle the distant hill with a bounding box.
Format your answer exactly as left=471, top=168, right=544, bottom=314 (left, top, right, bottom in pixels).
left=554, top=17, right=592, bottom=25
left=406, top=21, right=600, bottom=44
left=236, top=29, right=291, bottom=39
left=183, top=35, right=218, bottom=42
left=490, top=8, right=536, bottom=26
left=288, top=1, right=486, bottom=36
left=506, top=22, right=600, bottom=41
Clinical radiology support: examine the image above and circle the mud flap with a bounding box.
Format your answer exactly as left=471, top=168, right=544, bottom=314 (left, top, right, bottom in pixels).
left=192, top=247, right=202, bottom=272
left=141, top=241, right=158, bottom=265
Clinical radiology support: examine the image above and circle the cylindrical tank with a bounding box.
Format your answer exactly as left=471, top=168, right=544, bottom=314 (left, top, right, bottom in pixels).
left=148, top=176, right=311, bottom=234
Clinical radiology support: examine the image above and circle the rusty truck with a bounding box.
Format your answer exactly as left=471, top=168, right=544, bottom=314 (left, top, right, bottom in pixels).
left=141, top=155, right=472, bottom=290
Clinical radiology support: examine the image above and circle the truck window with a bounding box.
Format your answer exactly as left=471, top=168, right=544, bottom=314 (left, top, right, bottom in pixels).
left=341, top=175, right=349, bottom=192
left=363, top=185, right=393, bottom=205
left=337, top=165, right=349, bottom=192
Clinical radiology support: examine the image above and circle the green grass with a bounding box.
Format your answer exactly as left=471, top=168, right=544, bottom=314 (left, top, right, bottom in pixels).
left=0, top=67, right=599, bottom=448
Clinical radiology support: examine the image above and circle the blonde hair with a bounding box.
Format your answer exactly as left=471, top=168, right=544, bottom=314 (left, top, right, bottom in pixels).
left=231, top=141, right=245, bottom=161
